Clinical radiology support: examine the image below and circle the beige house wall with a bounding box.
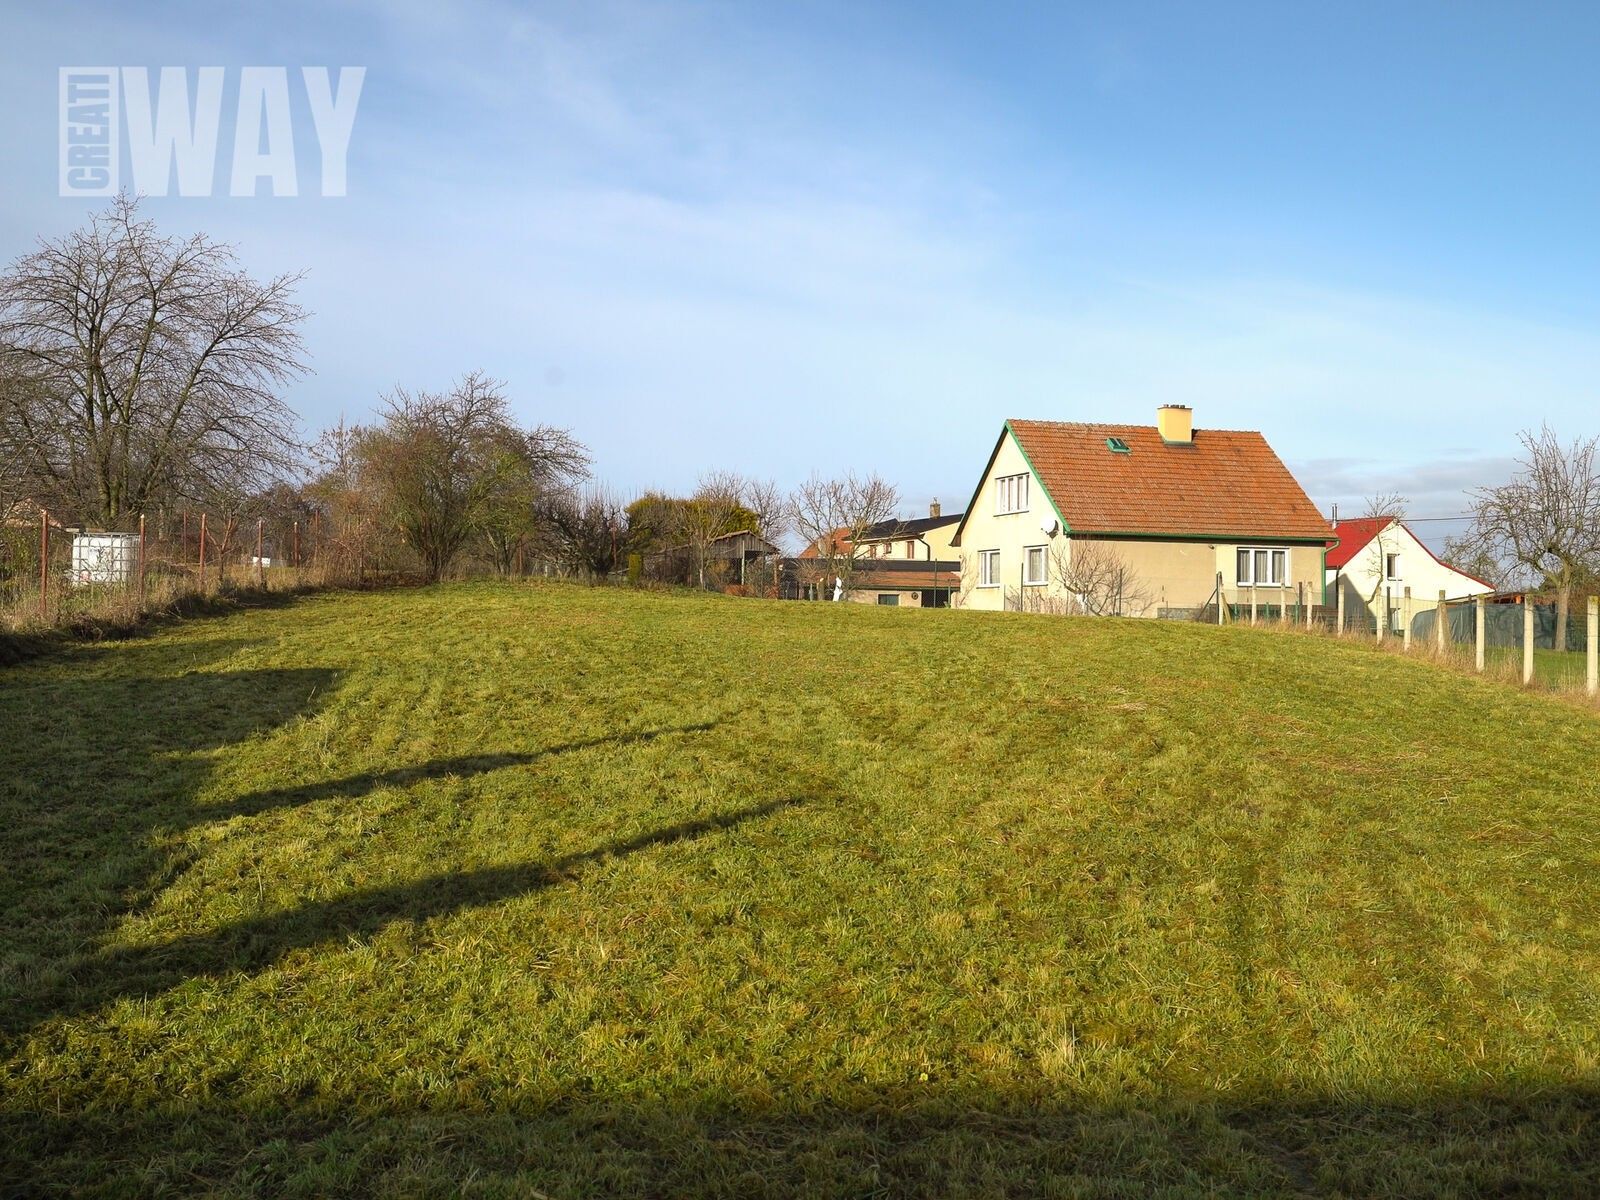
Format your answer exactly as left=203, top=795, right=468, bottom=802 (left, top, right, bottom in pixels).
left=858, top=517, right=961, bottom=562
left=956, top=427, right=1326, bottom=615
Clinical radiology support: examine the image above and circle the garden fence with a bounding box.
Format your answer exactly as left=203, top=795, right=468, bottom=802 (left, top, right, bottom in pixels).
left=2, top=508, right=329, bottom=629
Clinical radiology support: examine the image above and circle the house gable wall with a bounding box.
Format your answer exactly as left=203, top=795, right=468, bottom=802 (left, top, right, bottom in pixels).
left=1325, top=522, right=1493, bottom=622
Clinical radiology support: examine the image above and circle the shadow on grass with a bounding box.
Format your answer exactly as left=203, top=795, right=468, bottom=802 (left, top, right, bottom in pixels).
left=8, top=793, right=804, bottom=1035
left=4, top=1082, right=1598, bottom=1197
left=0, top=645, right=737, bottom=1044
left=217, top=721, right=719, bottom=818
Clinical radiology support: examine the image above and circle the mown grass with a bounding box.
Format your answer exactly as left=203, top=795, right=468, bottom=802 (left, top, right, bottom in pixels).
left=3, top=582, right=1599, bottom=1197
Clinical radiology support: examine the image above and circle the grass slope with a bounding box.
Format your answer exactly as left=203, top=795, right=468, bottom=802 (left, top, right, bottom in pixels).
left=3, top=583, right=1599, bottom=1197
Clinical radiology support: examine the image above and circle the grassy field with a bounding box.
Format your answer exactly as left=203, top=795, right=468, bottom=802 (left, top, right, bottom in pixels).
left=4, top=582, right=1600, bottom=1197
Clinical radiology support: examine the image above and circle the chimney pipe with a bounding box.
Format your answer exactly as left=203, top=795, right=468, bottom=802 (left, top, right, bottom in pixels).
left=1156, top=404, right=1193, bottom=445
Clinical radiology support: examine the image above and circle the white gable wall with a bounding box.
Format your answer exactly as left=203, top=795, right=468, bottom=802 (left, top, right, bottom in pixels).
left=1325, top=521, right=1492, bottom=628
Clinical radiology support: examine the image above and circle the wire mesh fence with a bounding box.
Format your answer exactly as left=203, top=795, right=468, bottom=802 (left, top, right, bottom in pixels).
left=1, top=509, right=329, bottom=632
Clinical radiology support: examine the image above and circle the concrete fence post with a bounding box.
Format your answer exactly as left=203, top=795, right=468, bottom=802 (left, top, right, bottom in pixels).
left=1379, top=586, right=1389, bottom=641
left=1336, top=582, right=1345, bottom=637
left=1402, top=587, right=1412, bottom=652
left=1523, top=600, right=1535, bottom=686
left=38, top=509, right=48, bottom=621
left=1436, top=590, right=1447, bottom=655
left=1587, top=596, right=1598, bottom=698
left=257, top=519, right=266, bottom=589
left=1215, top=571, right=1224, bottom=625
left=1280, top=582, right=1290, bottom=626
left=1250, top=585, right=1258, bottom=625
left=1475, top=595, right=1486, bottom=673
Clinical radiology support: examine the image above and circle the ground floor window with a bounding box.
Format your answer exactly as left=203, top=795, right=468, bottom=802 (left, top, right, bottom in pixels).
left=979, top=549, right=1000, bottom=587
left=1024, top=545, right=1047, bottom=585
left=877, top=593, right=900, bottom=606
left=1236, top=546, right=1287, bottom=587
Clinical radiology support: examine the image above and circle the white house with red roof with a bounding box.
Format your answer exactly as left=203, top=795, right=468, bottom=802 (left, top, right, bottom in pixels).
left=1325, top=517, right=1494, bottom=632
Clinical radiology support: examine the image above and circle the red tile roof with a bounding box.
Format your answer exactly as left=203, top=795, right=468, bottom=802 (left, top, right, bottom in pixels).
left=1004, top=420, right=1333, bottom=541
left=1324, top=517, right=1393, bottom=569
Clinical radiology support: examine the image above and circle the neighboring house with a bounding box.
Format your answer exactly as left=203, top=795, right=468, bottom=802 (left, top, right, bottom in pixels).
left=951, top=405, right=1333, bottom=616
left=1325, top=517, right=1494, bottom=632
left=791, top=502, right=964, bottom=607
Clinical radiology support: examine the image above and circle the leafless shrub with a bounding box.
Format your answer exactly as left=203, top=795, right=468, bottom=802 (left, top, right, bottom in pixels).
left=537, top=487, right=627, bottom=580
left=1050, top=540, right=1153, bottom=616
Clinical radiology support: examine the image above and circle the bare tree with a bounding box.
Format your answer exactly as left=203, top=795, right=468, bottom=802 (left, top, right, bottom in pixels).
left=537, top=487, right=627, bottom=579
left=741, top=476, right=787, bottom=547
left=788, top=471, right=899, bottom=598
left=1049, top=539, right=1153, bottom=616
left=0, top=196, right=307, bottom=526
left=477, top=425, right=590, bottom=576
left=1360, top=492, right=1409, bottom=625
left=359, top=372, right=587, bottom=582
left=1455, top=426, right=1600, bottom=648
left=677, top=470, right=746, bottom=588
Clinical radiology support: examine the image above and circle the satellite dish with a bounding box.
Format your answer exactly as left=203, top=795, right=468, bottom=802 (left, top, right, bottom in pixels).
left=1041, top=517, right=1059, bottom=537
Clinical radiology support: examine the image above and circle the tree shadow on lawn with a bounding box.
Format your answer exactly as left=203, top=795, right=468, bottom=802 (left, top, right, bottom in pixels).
left=5, top=1081, right=1599, bottom=1197
left=214, top=721, right=719, bottom=819
left=0, top=654, right=341, bottom=1019
left=7, top=792, right=805, bottom=1035
left=0, top=644, right=734, bottom=1040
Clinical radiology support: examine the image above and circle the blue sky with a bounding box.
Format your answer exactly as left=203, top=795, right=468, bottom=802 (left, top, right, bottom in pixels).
left=6, top=1, right=1600, bottom=544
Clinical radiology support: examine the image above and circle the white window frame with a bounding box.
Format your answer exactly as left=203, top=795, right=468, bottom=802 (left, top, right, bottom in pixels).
left=1385, top=552, right=1400, bottom=581
left=994, top=473, right=1029, bottom=515
left=1236, top=546, right=1288, bottom=587
left=1023, top=545, right=1048, bottom=586
left=978, top=549, right=1000, bottom=588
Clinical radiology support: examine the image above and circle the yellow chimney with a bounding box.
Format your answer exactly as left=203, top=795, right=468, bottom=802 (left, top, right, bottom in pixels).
left=1156, top=404, right=1193, bottom=445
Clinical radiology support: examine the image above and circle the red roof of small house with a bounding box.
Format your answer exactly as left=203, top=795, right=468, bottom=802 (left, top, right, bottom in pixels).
left=799, top=528, right=852, bottom=559
left=964, top=420, right=1332, bottom=543
left=1324, top=517, right=1393, bottom=569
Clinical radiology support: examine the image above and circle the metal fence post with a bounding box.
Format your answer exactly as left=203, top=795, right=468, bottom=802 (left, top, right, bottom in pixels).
left=1587, top=596, right=1597, bottom=698
left=1523, top=600, right=1535, bottom=686
left=1436, top=590, right=1447, bottom=655
left=138, top=512, right=146, bottom=606
left=198, top=512, right=208, bottom=591
left=1402, top=587, right=1412, bottom=651
left=1475, top=595, right=1486, bottom=673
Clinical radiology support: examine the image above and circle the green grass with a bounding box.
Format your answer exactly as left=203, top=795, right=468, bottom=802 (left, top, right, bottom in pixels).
left=1480, top=644, right=1594, bottom=690
left=3, top=582, right=1600, bottom=1197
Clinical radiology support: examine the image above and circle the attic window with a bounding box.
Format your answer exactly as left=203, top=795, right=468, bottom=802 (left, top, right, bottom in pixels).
left=1106, top=437, right=1131, bottom=454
